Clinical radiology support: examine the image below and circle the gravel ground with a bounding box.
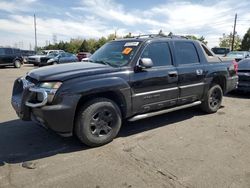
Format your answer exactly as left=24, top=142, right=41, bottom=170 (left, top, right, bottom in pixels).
left=0, top=65, right=250, bottom=188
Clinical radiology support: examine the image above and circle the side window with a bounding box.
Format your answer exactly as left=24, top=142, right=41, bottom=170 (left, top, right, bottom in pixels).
left=13, top=49, right=20, bottom=54
left=141, top=42, right=172, bottom=67
left=0, top=48, right=5, bottom=55
left=175, top=42, right=199, bottom=65
left=4, top=48, right=13, bottom=55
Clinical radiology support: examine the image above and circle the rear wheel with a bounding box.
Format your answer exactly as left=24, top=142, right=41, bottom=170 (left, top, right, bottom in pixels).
left=14, top=59, right=21, bottom=68
left=75, top=98, right=122, bottom=147
left=52, top=62, right=58, bottom=65
left=201, top=84, right=223, bottom=113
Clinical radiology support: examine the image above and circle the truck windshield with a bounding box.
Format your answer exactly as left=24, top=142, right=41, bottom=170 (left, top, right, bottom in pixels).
left=37, top=51, right=47, bottom=55
left=89, top=41, right=141, bottom=67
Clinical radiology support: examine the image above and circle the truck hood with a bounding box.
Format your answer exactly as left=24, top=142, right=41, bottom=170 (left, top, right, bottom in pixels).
left=27, top=62, right=119, bottom=82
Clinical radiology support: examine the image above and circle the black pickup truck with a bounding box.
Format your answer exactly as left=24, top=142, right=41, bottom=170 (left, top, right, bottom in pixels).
left=11, top=35, right=238, bottom=146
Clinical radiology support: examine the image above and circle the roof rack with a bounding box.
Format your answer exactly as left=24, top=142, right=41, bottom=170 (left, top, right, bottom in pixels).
left=129, top=34, right=189, bottom=40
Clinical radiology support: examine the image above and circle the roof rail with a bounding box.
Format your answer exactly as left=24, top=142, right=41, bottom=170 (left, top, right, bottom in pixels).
left=127, top=34, right=189, bottom=40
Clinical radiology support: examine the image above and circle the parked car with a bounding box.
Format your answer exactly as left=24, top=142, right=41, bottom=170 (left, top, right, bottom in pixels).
left=225, top=51, right=250, bottom=62
left=39, top=52, right=78, bottom=66
left=237, top=58, right=250, bottom=92
left=27, top=50, right=64, bottom=66
left=211, top=47, right=230, bottom=57
left=11, top=35, right=238, bottom=147
left=0, top=47, right=23, bottom=68
left=77, top=52, right=91, bottom=61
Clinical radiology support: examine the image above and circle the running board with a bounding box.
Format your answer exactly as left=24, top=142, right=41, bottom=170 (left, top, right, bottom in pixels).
left=128, top=101, right=202, bottom=122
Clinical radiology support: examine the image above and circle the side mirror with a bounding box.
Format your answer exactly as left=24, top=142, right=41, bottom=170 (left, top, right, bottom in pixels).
left=138, top=58, right=153, bottom=69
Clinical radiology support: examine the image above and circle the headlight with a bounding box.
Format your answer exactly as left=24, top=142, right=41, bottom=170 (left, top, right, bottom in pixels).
left=39, top=82, right=62, bottom=89
left=38, top=82, right=62, bottom=103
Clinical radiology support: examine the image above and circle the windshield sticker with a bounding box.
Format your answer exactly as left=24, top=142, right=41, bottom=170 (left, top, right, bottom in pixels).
left=122, top=47, right=133, bottom=55
left=124, top=42, right=139, bottom=47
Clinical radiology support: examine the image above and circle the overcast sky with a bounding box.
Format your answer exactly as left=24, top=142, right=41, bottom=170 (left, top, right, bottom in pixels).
left=0, top=0, right=250, bottom=50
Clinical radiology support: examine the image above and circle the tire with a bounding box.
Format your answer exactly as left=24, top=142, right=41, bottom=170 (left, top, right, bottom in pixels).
left=52, top=62, right=58, bottom=65
left=75, top=98, right=122, bottom=147
left=14, top=59, right=21, bottom=68
left=201, top=84, right=223, bottom=113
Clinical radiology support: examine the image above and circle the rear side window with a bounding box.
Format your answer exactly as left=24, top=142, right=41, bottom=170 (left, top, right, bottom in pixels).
left=4, top=48, right=13, bottom=55
left=175, top=42, right=199, bottom=65
left=60, top=53, right=66, bottom=57
left=141, top=42, right=172, bottom=67
left=13, top=49, right=20, bottom=54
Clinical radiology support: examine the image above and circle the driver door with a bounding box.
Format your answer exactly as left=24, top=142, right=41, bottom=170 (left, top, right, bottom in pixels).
left=130, top=42, right=179, bottom=114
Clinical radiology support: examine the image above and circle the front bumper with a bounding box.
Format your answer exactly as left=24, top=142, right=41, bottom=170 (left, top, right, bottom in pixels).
left=30, top=95, right=81, bottom=133
left=11, top=77, right=81, bottom=134
left=236, top=73, right=250, bottom=92
left=27, top=59, right=40, bottom=65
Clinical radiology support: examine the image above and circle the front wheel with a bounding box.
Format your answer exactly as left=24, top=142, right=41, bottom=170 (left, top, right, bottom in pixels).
left=75, top=98, right=122, bottom=147
left=201, top=84, right=223, bottom=113
left=14, top=60, right=21, bottom=68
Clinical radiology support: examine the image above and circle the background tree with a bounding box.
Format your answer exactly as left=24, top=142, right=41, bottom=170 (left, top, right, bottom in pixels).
left=124, top=32, right=132, bottom=38
left=79, top=40, right=89, bottom=52
left=219, top=33, right=241, bottom=50
left=186, top=35, right=208, bottom=45
left=241, top=28, right=250, bottom=51
left=168, top=32, right=173, bottom=36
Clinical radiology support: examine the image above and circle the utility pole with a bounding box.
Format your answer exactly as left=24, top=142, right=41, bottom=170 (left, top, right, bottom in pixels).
left=34, top=14, right=37, bottom=52
left=231, top=13, right=237, bottom=51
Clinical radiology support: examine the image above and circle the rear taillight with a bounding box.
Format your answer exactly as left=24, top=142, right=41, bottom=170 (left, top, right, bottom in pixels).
left=232, top=60, right=238, bottom=73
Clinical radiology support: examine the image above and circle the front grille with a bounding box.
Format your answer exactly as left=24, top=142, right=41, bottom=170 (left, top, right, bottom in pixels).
left=239, top=76, right=250, bottom=81
left=40, top=58, right=49, bottom=63
left=238, top=71, right=250, bottom=82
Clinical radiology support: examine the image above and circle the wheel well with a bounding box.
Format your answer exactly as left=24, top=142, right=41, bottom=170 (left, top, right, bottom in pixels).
left=211, top=76, right=226, bottom=93
left=13, top=58, right=23, bottom=63
left=75, top=91, right=127, bottom=120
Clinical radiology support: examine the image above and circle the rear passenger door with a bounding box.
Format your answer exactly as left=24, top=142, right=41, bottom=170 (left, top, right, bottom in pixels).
left=4, top=48, right=14, bottom=64
left=130, top=41, right=179, bottom=114
left=174, top=41, right=205, bottom=104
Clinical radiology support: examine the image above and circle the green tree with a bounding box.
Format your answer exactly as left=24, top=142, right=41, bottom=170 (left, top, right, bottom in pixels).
left=241, top=28, right=250, bottom=51
left=79, top=40, right=89, bottom=52
left=158, top=29, right=166, bottom=36
left=124, top=32, right=132, bottom=38
left=186, top=35, right=208, bottom=45
left=168, top=32, right=173, bottom=36
left=219, top=33, right=241, bottom=50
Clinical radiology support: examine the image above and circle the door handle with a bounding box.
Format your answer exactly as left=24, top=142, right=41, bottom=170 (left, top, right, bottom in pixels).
left=168, top=71, right=178, bottom=77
